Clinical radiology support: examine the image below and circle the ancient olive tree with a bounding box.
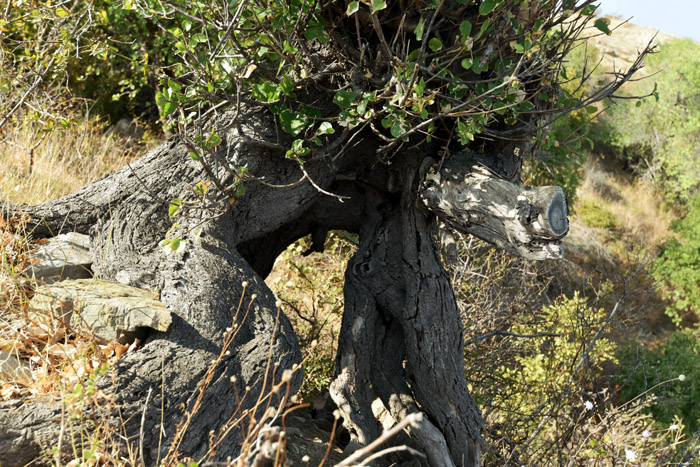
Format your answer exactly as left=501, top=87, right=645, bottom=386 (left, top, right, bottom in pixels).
left=1, top=0, right=645, bottom=465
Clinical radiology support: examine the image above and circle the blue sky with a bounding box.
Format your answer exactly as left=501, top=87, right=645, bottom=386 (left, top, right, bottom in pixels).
left=597, top=0, right=700, bottom=42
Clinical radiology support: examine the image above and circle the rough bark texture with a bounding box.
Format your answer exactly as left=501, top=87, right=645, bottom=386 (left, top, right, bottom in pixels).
left=330, top=159, right=483, bottom=467
left=1, top=109, right=315, bottom=465
left=0, top=105, right=567, bottom=466
left=420, top=153, right=569, bottom=260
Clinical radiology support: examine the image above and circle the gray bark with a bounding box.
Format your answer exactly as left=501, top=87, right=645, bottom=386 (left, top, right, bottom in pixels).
left=1, top=109, right=312, bottom=465
left=420, top=153, right=569, bottom=260
left=330, top=158, right=483, bottom=467
left=0, top=106, right=568, bottom=466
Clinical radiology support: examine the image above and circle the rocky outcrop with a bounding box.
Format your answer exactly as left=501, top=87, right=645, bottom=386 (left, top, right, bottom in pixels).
left=31, top=279, right=172, bottom=343
left=26, top=233, right=171, bottom=343
left=30, top=232, right=93, bottom=283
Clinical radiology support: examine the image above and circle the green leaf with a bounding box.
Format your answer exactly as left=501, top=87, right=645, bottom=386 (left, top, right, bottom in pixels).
left=581, top=4, right=597, bottom=15
left=161, top=101, right=177, bottom=118
left=191, top=33, right=207, bottom=44
left=585, top=105, right=598, bottom=114
left=333, top=90, right=356, bottom=109
left=169, top=199, right=182, bottom=217
left=391, top=122, right=406, bottom=138
left=170, top=237, right=181, bottom=251
left=479, top=0, right=499, bottom=15
left=371, top=0, right=387, bottom=13
left=280, top=76, right=295, bottom=97
left=461, top=57, right=473, bottom=70
left=288, top=139, right=311, bottom=158
left=252, top=82, right=280, bottom=102
left=594, top=18, right=611, bottom=35
left=357, top=98, right=369, bottom=115
left=415, top=17, right=426, bottom=41
left=346, top=1, right=359, bottom=16
left=304, top=26, right=330, bottom=44
left=279, top=110, right=307, bottom=136
left=168, top=80, right=182, bottom=92
left=317, top=122, right=335, bottom=135
left=189, top=151, right=199, bottom=161
left=206, top=131, right=222, bottom=148
left=428, top=38, right=442, bottom=52
left=472, top=58, right=488, bottom=74
left=55, top=7, right=70, bottom=17
left=459, top=20, right=472, bottom=38
left=414, top=78, right=426, bottom=97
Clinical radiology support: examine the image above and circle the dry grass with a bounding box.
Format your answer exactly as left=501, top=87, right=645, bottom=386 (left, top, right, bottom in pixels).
left=565, top=158, right=678, bottom=340
left=0, top=114, right=157, bottom=204
left=577, top=160, right=675, bottom=248
left=266, top=233, right=355, bottom=400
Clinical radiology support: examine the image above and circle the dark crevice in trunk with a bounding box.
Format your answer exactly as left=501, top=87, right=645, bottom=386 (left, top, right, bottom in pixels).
left=330, top=158, right=483, bottom=466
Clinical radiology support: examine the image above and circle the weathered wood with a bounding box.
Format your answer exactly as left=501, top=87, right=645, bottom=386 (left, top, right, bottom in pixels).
left=330, top=159, right=483, bottom=467
left=419, top=153, right=569, bottom=260
left=0, top=109, right=564, bottom=467
left=0, top=399, right=69, bottom=466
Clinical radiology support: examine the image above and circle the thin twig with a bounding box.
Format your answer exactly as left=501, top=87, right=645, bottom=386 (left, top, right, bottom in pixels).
left=139, top=386, right=153, bottom=466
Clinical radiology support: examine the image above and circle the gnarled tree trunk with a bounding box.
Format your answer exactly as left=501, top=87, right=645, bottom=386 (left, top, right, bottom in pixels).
left=1, top=105, right=567, bottom=466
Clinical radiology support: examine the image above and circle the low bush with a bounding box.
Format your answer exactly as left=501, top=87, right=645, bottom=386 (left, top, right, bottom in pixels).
left=618, top=329, right=700, bottom=434
left=602, top=38, right=700, bottom=205
left=576, top=198, right=618, bottom=232
left=653, top=193, right=700, bottom=325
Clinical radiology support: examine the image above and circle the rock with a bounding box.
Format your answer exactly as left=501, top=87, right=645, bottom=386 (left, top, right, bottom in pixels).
left=31, top=279, right=171, bottom=343
left=0, top=350, right=32, bottom=383
left=30, top=232, right=93, bottom=283
left=105, top=118, right=145, bottom=149
left=281, top=412, right=344, bottom=466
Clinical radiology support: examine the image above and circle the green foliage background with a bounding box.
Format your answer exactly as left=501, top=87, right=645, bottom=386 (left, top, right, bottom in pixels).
left=603, top=39, right=700, bottom=205
left=618, top=330, right=700, bottom=433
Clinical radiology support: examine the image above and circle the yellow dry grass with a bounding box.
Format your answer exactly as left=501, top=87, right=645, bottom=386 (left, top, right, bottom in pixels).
left=575, top=159, right=675, bottom=249
left=0, top=116, right=157, bottom=204
left=0, top=117, right=159, bottom=398
left=566, top=158, right=678, bottom=339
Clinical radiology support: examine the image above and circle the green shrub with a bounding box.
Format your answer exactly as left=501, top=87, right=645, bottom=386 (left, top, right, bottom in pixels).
left=576, top=198, right=618, bottom=231
left=604, top=39, right=700, bottom=205
left=653, top=194, right=700, bottom=325
left=469, top=289, right=618, bottom=463
left=618, top=329, right=700, bottom=433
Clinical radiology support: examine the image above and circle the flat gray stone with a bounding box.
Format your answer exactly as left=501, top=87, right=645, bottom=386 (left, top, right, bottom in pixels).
left=31, top=233, right=93, bottom=283
left=31, top=279, right=171, bottom=342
